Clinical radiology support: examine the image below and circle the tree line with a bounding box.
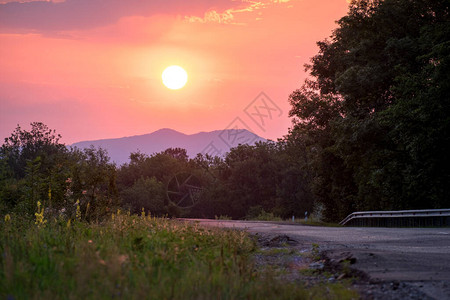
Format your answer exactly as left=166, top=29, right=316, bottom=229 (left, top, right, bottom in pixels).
left=1, top=0, right=448, bottom=222
left=0, top=122, right=314, bottom=221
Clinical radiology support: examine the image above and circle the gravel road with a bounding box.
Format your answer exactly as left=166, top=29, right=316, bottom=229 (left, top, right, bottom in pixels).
left=185, top=219, right=450, bottom=299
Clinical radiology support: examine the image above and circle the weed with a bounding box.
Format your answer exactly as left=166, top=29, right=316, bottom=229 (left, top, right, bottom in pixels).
left=34, top=201, right=47, bottom=227
left=311, top=243, right=321, bottom=261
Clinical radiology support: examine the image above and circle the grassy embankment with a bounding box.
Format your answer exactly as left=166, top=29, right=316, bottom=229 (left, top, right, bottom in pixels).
left=1, top=210, right=356, bottom=299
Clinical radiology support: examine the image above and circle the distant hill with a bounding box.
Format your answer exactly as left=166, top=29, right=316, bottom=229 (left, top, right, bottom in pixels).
left=71, top=128, right=266, bottom=165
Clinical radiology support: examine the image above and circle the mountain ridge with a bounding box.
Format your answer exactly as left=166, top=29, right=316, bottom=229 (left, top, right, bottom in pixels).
left=71, top=128, right=266, bottom=165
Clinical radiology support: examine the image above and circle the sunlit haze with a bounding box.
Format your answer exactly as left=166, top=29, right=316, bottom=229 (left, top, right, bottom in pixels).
left=0, top=0, right=349, bottom=144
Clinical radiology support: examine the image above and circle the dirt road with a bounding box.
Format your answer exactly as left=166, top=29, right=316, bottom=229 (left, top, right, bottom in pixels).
left=185, top=219, right=450, bottom=299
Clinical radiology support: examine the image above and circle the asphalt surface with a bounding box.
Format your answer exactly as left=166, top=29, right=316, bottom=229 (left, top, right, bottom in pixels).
left=185, top=219, right=450, bottom=299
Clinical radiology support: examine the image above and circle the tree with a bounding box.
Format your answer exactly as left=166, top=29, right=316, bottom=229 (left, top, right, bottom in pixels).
left=163, top=148, right=189, bottom=162
left=120, top=176, right=165, bottom=215
left=117, top=149, right=190, bottom=191
left=1, top=122, right=66, bottom=178
left=71, top=147, right=118, bottom=220
left=288, top=0, right=450, bottom=221
left=0, top=122, right=70, bottom=215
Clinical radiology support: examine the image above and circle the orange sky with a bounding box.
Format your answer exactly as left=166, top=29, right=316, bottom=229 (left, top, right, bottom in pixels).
left=0, top=0, right=349, bottom=144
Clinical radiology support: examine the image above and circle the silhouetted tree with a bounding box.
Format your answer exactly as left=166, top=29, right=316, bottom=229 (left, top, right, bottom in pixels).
left=288, top=0, right=450, bottom=220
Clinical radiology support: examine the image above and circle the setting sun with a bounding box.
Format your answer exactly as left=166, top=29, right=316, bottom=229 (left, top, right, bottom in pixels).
left=162, top=65, right=188, bottom=90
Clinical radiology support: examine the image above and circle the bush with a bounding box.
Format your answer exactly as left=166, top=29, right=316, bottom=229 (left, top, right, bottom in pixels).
left=120, top=176, right=166, bottom=215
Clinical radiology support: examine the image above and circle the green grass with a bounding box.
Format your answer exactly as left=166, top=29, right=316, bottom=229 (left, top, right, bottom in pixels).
left=246, top=213, right=340, bottom=227
left=256, top=247, right=297, bottom=256
left=0, top=213, right=358, bottom=299
left=296, top=219, right=341, bottom=227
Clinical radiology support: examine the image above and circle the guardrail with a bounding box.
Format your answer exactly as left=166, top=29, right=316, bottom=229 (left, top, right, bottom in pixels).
left=340, top=208, right=450, bottom=227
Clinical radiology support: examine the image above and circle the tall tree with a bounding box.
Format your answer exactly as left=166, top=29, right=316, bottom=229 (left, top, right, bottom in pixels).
left=288, top=0, right=450, bottom=221
left=1, top=122, right=66, bottom=178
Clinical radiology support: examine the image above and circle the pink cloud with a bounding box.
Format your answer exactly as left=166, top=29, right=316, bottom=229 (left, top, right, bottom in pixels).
left=0, top=0, right=235, bottom=31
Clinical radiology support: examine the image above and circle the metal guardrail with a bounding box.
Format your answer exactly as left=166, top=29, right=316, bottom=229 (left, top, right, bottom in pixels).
left=340, top=208, right=450, bottom=227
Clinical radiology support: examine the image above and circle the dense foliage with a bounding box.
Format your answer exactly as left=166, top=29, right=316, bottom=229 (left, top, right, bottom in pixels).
left=0, top=122, right=119, bottom=221
left=287, top=0, right=450, bottom=220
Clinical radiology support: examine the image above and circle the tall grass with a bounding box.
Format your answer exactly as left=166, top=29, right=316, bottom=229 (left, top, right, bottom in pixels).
left=0, top=213, right=357, bottom=299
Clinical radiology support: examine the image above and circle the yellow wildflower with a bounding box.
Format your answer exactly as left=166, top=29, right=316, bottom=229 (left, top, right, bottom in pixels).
left=75, top=199, right=81, bottom=221
left=35, top=201, right=47, bottom=227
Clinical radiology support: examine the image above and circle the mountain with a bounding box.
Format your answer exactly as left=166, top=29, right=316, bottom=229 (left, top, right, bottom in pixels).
left=71, top=128, right=266, bottom=165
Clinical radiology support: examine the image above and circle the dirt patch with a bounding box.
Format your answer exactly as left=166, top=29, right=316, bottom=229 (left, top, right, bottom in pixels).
left=252, top=233, right=349, bottom=287
left=258, top=234, right=299, bottom=247
left=252, top=232, right=435, bottom=299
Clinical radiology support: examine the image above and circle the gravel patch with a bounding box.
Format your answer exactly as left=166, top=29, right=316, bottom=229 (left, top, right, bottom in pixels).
left=252, top=232, right=442, bottom=299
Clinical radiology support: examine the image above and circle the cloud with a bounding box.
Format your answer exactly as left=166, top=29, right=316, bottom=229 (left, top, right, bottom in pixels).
left=0, top=0, right=296, bottom=31
left=0, top=0, right=234, bottom=31
left=185, top=9, right=236, bottom=24
left=185, top=0, right=294, bottom=24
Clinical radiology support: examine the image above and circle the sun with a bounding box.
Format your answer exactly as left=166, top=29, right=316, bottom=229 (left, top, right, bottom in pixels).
left=162, top=65, right=188, bottom=90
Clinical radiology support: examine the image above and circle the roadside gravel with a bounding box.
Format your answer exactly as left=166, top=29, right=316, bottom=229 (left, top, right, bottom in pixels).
left=252, top=232, right=436, bottom=300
